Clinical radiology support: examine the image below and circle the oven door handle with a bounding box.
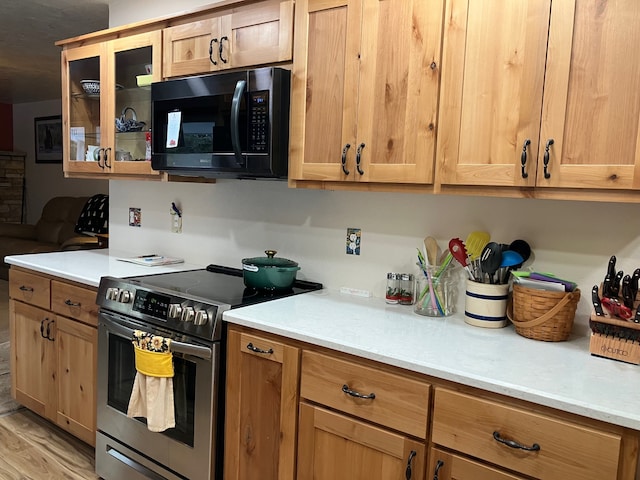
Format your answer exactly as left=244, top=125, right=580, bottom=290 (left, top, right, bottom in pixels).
left=102, top=317, right=213, bottom=360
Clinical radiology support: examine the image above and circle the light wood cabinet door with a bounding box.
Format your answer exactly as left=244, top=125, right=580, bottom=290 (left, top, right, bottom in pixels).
left=224, top=328, right=299, bottom=480
left=10, top=301, right=57, bottom=420
left=164, top=0, right=294, bottom=78
left=538, top=0, right=640, bottom=190
left=436, top=0, right=550, bottom=188
left=428, top=448, right=526, bottom=480
left=55, top=315, right=97, bottom=446
left=289, top=0, right=442, bottom=185
left=62, top=31, right=163, bottom=179
left=297, top=403, right=426, bottom=480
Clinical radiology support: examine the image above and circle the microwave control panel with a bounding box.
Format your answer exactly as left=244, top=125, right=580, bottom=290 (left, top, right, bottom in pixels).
left=249, top=91, right=269, bottom=152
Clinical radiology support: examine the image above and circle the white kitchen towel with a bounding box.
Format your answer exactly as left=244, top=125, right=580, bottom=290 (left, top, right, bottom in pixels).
left=127, top=330, right=175, bottom=432
left=127, top=373, right=175, bottom=432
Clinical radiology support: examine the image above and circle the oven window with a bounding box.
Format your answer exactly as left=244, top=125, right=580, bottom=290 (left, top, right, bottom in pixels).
left=107, top=333, right=196, bottom=447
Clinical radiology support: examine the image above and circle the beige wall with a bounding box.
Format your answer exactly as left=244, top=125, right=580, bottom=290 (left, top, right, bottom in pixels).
left=12, top=100, right=107, bottom=224
left=109, top=0, right=222, bottom=26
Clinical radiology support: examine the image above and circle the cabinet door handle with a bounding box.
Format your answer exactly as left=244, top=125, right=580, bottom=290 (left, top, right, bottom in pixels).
left=356, top=142, right=365, bottom=175
left=96, top=148, right=105, bottom=169
left=432, top=460, right=444, bottom=480
left=521, top=139, right=531, bottom=178
left=341, top=143, right=351, bottom=175
left=246, top=342, right=273, bottom=355
left=219, top=36, right=228, bottom=63
left=19, top=285, right=34, bottom=292
left=104, top=147, right=112, bottom=168
left=405, top=450, right=417, bottom=480
left=40, top=319, right=46, bottom=339
left=209, top=38, right=218, bottom=65
left=341, top=384, right=375, bottom=400
left=493, top=431, right=540, bottom=451
left=543, top=138, right=554, bottom=179
left=64, top=299, right=81, bottom=307
left=45, top=319, right=55, bottom=341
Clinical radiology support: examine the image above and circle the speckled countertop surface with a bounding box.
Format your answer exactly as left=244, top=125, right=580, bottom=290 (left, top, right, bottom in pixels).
left=5, top=250, right=639, bottom=431
left=223, top=288, right=640, bottom=431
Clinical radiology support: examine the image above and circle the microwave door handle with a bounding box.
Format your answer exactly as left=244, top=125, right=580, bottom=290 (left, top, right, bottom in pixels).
left=230, top=79, right=246, bottom=166
left=101, top=313, right=213, bottom=360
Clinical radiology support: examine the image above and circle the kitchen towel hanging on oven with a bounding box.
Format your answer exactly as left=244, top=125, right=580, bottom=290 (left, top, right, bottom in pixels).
left=127, top=330, right=176, bottom=432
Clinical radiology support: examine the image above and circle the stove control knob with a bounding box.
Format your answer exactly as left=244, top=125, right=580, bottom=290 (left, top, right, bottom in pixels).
left=105, top=288, right=119, bottom=301
left=118, top=290, right=132, bottom=303
left=181, top=307, right=195, bottom=323
left=194, top=310, right=209, bottom=326
left=168, top=304, right=183, bottom=319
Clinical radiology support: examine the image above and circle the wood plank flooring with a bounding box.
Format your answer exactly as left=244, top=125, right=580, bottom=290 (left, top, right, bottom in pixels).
left=0, top=409, right=98, bottom=479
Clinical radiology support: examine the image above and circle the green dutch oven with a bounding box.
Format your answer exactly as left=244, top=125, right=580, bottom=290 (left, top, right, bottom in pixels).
left=242, top=250, right=301, bottom=290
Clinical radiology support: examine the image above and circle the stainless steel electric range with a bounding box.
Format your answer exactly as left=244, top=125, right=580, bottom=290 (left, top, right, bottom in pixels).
left=94, top=264, right=322, bottom=480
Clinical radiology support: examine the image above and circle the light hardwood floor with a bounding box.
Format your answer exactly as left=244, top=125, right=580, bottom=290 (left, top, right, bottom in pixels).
left=0, top=409, right=98, bottom=479
left=0, top=280, right=98, bottom=479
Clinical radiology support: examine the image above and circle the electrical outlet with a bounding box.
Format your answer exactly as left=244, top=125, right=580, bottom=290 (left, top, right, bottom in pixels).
left=129, top=208, right=141, bottom=227
left=171, top=213, right=182, bottom=233
left=346, top=228, right=361, bottom=255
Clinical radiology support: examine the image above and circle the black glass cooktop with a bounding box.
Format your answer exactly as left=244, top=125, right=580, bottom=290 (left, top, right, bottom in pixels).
left=127, top=264, right=323, bottom=308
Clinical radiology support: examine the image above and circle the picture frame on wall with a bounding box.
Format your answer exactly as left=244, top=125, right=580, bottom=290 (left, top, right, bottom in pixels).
left=34, top=115, right=63, bottom=163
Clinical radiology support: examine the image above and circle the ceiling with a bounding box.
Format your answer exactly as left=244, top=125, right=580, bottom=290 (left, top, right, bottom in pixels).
left=0, top=0, right=110, bottom=104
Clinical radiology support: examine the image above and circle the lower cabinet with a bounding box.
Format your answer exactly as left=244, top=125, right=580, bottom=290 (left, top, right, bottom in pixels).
left=298, top=403, right=426, bottom=480
left=224, top=325, right=640, bottom=480
left=9, top=268, right=97, bottom=446
left=224, top=328, right=300, bottom=480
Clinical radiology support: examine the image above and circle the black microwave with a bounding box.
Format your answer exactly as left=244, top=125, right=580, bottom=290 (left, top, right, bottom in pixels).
left=151, top=67, right=290, bottom=179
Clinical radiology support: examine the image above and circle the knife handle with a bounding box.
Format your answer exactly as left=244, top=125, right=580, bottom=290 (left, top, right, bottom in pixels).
left=610, top=270, right=624, bottom=298
left=592, top=285, right=604, bottom=316
left=622, top=275, right=633, bottom=309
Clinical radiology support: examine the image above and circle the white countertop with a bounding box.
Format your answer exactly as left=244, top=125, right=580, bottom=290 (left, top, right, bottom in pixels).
left=223, top=289, right=640, bottom=431
left=4, top=250, right=204, bottom=286
left=6, top=250, right=639, bottom=431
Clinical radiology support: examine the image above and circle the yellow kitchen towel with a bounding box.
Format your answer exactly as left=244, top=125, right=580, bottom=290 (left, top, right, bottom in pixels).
left=127, top=330, right=175, bottom=432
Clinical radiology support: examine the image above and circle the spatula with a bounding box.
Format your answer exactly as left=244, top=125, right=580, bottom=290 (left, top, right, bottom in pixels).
left=464, top=231, right=490, bottom=261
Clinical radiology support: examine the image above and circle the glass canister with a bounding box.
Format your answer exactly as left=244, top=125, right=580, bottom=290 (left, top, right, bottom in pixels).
left=386, top=273, right=401, bottom=304
left=399, top=273, right=415, bottom=305
left=414, top=266, right=458, bottom=316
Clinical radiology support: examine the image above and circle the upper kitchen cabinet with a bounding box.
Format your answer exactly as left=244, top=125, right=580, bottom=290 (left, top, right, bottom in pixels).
left=61, top=30, right=163, bottom=179
left=162, top=0, right=294, bottom=78
left=435, top=0, right=550, bottom=190
left=289, top=0, right=443, bottom=188
left=436, top=0, right=640, bottom=201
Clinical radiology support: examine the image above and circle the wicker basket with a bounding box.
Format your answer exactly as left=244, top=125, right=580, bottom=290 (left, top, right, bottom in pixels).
left=507, top=283, right=581, bottom=342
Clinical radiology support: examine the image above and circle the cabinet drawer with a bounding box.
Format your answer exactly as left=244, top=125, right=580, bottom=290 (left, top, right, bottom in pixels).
left=432, top=388, right=622, bottom=480
left=9, top=269, right=51, bottom=309
left=300, top=350, right=430, bottom=438
left=51, top=280, right=98, bottom=327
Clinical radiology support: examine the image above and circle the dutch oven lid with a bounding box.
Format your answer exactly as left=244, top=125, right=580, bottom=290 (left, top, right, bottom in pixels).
left=242, top=250, right=298, bottom=268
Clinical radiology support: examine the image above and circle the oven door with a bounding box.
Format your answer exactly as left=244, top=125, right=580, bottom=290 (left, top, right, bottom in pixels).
left=96, top=310, right=219, bottom=480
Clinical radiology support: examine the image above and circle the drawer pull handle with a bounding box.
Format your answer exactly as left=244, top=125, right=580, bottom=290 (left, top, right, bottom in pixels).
left=341, top=384, right=375, bottom=400
left=19, top=285, right=34, bottom=292
left=493, top=431, right=540, bottom=451
left=64, top=299, right=81, bottom=307
left=405, top=450, right=416, bottom=480
left=246, top=342, right=273, bottom=355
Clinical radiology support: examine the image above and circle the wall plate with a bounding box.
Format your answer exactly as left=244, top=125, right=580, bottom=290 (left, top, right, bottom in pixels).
left=346, top=228, right=361, bottom=255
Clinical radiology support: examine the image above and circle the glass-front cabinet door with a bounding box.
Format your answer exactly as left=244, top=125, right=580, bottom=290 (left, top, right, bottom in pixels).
left=62, top=30, right=163, bottom=179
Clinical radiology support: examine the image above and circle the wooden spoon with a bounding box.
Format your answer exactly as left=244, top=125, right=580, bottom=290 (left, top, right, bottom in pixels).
left=424, top=236, right=439, bottom=267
